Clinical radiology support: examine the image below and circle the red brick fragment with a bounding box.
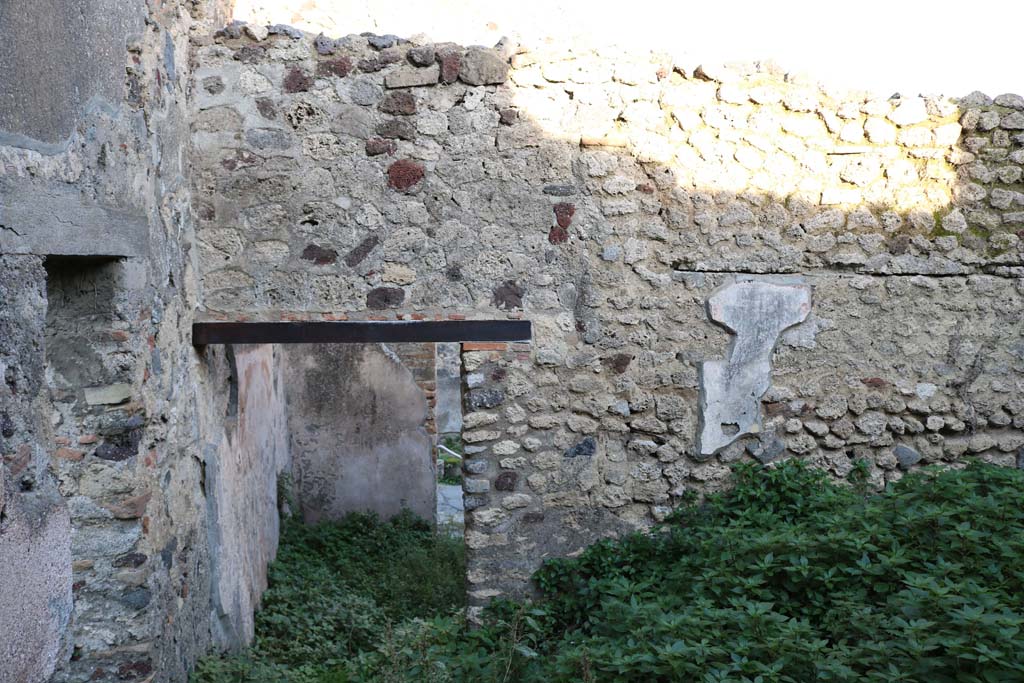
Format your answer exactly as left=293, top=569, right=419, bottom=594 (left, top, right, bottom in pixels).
left=462, top=342, right=507, bottom=351
left=54, top=447, right=85, bottom=462
left=104, top=492, right=152, bottom=520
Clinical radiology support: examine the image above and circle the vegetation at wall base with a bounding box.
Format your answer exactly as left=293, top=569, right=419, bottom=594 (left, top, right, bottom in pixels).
left=192, top=509, right=466, bottom=683
left=194, top=461, right=1024, bottom=683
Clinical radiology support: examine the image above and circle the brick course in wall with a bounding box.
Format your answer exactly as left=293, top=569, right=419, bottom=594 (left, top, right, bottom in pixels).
left=393, top=342, right=438, bottom=435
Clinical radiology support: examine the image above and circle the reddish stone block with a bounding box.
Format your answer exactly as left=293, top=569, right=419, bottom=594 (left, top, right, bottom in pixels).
left=553, top=202, right=576, bottom=228
left=316, top=57, right=352, bottom=78
left=301, top=244, right=338, bottom=265
left=438, top=49, right=462, bottom=84
left=283, top=67, right=312, bottom=93
left=495, top=471, right=518, bottom=491
left=344, top=234, right=380, bottom=266
left=380, top=91, right=417, bottom=115
left=548, top=225, right=569, bottom=244
left=387, top=159, right=425, bottom=190
left=366, top=287, right=406, bottom=310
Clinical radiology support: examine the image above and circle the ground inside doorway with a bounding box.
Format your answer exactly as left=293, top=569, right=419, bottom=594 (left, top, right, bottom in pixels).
left=192, top=510, right=465, bottom=683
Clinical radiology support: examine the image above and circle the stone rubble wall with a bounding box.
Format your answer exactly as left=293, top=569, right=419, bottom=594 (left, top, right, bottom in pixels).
left=0, top=1, right=300, bottom=681
left=193, top=30, right=1024, bottom=314
left=189, top=26, right=1024, bottom=607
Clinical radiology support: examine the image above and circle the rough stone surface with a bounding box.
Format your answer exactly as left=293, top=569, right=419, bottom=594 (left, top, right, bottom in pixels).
left=367, top=286, right=406, bottom=309
left=407, top=45, right=436, bottom=66
left=459, top=48, right=509, bottom=85
left=317, top=57, right=352, bottom=78
left=0, top=0, right=144, bottom=149
left=0, top=179, right=149, bottom=257
left=0, top=3, right=282, bottom=681
left=894, top=444, right=922, bottom=470
left=435, top=342, right=463, bottom=434
left=385, top=64, right=440, bottom=88
left=387, top=159, right=425, bottom=190
left=0, top=256, right=73, bottom=683
left=201, top=345, right=290, bottom=647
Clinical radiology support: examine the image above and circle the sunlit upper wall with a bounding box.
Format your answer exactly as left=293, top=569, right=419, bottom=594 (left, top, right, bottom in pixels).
left=232, top=0, right=1022, bottom=96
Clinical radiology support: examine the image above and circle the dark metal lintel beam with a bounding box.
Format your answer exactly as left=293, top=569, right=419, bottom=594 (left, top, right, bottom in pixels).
left=192, top=320, right=532, bottom=346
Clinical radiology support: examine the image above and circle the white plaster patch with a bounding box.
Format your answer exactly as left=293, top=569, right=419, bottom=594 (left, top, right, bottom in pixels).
left=698, top=281, right=812, bottom=456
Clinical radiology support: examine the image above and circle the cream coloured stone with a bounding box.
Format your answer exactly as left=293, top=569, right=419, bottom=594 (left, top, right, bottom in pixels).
left=888, top=97, right=928, bottom=126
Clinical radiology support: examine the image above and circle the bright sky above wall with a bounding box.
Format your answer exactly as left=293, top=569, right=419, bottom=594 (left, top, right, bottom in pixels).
left=233, top=0, right=1022, bottom=97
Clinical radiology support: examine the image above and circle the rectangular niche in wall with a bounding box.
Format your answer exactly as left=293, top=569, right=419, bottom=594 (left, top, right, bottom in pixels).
left=42, top=254, right=151, bottom=661
left=44, top=256, right=138, bottom=448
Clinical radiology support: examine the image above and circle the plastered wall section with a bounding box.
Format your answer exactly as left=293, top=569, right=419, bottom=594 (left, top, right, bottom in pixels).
left=189, top=28, right=1024, bottom=605
left=0, top=256, right=73, bottom=683
left=200, top=344, right=291, bottom=648
left=283, top=343, right=435, bottom=523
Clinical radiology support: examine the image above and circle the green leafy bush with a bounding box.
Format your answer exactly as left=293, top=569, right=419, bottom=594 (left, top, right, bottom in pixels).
left=196, top=462, right=1024, bottom=683
left=353, top=461, right=1024, bottom=683
left=439, top=436, right=464, bottom=485
left=193, top=510, right=465, bottom=683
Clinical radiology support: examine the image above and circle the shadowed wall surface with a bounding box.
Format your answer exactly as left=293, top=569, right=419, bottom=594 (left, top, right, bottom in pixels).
left=284, top=344, right=435, bottom=522
left=202, top=344, right=291, bottom=648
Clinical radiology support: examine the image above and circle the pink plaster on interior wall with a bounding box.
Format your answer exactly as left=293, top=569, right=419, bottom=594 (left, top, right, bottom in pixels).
left=204, top=344, right=291, bottom=648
